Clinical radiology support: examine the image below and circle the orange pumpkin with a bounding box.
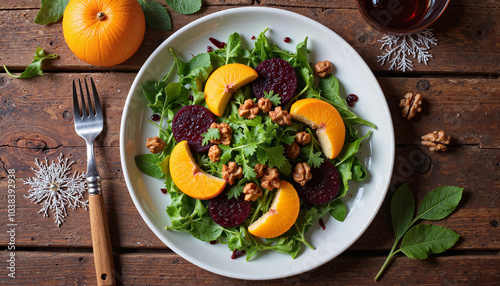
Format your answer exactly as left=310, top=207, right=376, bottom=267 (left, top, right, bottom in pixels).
left=63, top=0, right=145, bottom=67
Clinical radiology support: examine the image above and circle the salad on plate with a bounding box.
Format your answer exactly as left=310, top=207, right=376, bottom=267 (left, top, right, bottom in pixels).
left=134, top=29, right=375, bottom=260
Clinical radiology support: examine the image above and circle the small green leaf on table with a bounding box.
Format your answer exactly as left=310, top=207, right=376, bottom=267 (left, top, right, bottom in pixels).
left=415, top=186, right=464, bottom=221
left=139, top=0, right=173, bottom=31
left=391, top=183, right=415, bottom=240
left=34, top=0, right=69, bottom=25
left=165, top=0, right=202, bottom=15
left=4, top=47, right=58, bottom=79
left=400, top=224, right=460, bottom=259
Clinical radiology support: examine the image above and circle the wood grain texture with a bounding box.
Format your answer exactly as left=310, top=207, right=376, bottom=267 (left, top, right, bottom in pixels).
left=0, top=6, right=499, bottom=73
left=1, top=0, right=498, bottom=9
left=1, top=251, right=499, bottom=285
left=1, top=74, right=498, bottom=149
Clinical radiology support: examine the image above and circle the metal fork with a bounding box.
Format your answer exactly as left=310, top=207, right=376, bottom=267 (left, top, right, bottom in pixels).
left=73, top=78, right=115, bottom=286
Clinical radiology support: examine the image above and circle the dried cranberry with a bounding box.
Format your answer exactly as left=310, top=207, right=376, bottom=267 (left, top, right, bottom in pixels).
left=209, top=37, right=226, bottom=49
left=346, top=94, right=359, bottom=107
left=207, top=46, right=213, bottom=52
left=231, top=249, right=246, bottom=259
left=319, top=218, right=326, bottom=230
left=160, top=188, right=168, bottom=194
left=208, top=188, right=252, bottom=228
left=293, top=160, right=340, bottom=204
left=284, top=37, right=291, bottom=43
left=151, top=114, right=161, bottom=121
left=252, top=58, right=297, bottom=104
left=172, top=105, right=216, bottom=153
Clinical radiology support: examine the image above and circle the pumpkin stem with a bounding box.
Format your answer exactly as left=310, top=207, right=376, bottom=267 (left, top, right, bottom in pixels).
left=97, top=12, right=106, bottom=21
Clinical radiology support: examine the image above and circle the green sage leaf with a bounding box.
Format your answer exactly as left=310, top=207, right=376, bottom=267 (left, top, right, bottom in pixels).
left=416, top=186, right=464, bottom=221
left=400, top=224, right=459, bottom=259
left=165, top=0, right=201, bottom=15
left=139, top=0, right=172, bottom=31
left=391, top=183, right=415, bottom=240
left=34, top=0, right=69, bottom=25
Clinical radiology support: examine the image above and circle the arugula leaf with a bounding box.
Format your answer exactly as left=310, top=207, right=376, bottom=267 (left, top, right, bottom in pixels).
left=264, top=90, right=281, bottom=106
left=201, top=128, right=220, bottom=146
left=329, top=199, right=347, bottom=222
left=139, top=0, right=172, bottom=30
left=336, top=131, right=371, bottom=166
left=190, top=216, right=224, bottom=242
left=351, top=157, right=367, bottom=182
left=4, top=47, right=58, bottom=79
left=400, top=224, right=459, bottom=259
left=415, top=186, right=463, bottom=221
left=225, top=32, right=241, bottom=64
left=391, top=183, right=415, bottom=240
left=135, top=154, right=164, bottom=178
left=165, top=0, right=201, bottom=15
left=34, top=0, right=69, bottom=25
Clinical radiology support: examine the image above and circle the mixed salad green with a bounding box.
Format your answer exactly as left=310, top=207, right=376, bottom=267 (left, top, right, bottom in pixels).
left=135, top=29, right=375, bottom=260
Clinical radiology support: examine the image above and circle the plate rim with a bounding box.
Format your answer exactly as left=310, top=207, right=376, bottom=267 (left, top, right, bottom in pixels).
left=120, top=6, right=395, bottom=280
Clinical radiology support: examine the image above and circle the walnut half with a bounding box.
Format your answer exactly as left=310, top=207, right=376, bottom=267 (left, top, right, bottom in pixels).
left=292, top=162, right=312, bottom=186
left=399, top=92, right=423, bottom=120
left=314, top=60, right=333, bottom=78
left=146, top=136, right=166, bottom=153
left=222, top=162, right=243, bottom=185
left=243, top=183, right=262, bottom=201
left=421, top=131, right=451, bottom=152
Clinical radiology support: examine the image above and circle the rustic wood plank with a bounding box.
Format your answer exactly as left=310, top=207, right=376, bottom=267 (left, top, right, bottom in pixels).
left=1, top=74, right=497, bottom=149
left=2, top=0, right=498, bottom=9
left=0, top=145, right=498, bottom=250
left=2, top=251, right=499, bottom=285
left=1, top=6, right=499, bottom=73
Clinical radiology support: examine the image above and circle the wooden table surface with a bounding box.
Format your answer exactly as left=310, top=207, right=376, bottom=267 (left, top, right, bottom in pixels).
left=1, top=1, right=499, bottom=285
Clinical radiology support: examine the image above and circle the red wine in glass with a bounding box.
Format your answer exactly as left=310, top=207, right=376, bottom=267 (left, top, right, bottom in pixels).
left=357, top=0, right=450, bottom=34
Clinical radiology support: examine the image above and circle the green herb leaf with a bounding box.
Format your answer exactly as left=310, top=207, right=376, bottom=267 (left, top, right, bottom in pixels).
left=139, top=0, right=172, bottom=31
left=4, top=47, right=58, bottom=79
left=225, top=32, right=241, bottom=64
left=351, top=156, right=367, bottom=182
left=400, top=224, right=460, bottom=259
left=190, top=216, right=223, bottom=242
left=391, top=183, right=415, bottom=240
left=260, top=145, right=286, bottom=168
left=201, top=128, right=220, bottom=146
left=336, top=131, right=371, bottom=166
left=415, top=186, right=464, bottom=221
left=264, top=90, right=281, bottom=106
left=135, top=154, right=164, bottom=178
left=34, top=0, right=69, bottom=25
left=165, top=0, right=201, bottom=15
left=329, top=199, right=347, bottom=222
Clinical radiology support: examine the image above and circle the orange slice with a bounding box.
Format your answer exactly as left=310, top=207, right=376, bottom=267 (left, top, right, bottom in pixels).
left=169, top=141, right=226, bottom=200
left=248, top=181, right=300, bottom=239
left=290, top=98, right=345, bottom=159
left=204, top=63, right=258, bottom=116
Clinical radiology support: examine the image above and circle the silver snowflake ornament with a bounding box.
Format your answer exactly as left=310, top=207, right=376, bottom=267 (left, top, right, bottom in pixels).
left=23, top=154, right=88, bottom=226
left=378, top=28, right=438, bottom=72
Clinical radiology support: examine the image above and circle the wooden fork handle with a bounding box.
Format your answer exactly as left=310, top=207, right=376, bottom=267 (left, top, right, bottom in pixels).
left=89, top=194, right=116, bottom=285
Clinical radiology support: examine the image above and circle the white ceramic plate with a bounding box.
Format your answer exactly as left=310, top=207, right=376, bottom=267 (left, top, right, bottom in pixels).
left=120, top=7, right=394, bottom=280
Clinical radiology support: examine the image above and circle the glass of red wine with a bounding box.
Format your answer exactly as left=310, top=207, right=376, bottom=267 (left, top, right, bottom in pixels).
left=356, top=0, right=450, bottom=35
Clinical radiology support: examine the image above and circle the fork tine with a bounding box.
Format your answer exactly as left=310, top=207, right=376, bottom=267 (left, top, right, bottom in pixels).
left=90, top=77, right=102, bottom=115
left=84, top=78, right=94, bottom=116
left=78, top=79, right=88, bottom=117
left=72, top=80, right=81, bottom=118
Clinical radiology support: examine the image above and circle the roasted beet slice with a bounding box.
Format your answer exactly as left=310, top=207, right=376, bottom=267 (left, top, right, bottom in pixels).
left=172, top=105, right=215, bottom=153
left=208, top=189, right=252, bottom=228
left=293, top=160, right=340, bottom=205
left=252, top=58, right=297, bottom=104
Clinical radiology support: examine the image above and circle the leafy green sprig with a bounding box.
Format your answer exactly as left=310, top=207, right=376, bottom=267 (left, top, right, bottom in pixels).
left=374, top=183, right=463, bottom=281
left=3, top=47, right=58, bottom=79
